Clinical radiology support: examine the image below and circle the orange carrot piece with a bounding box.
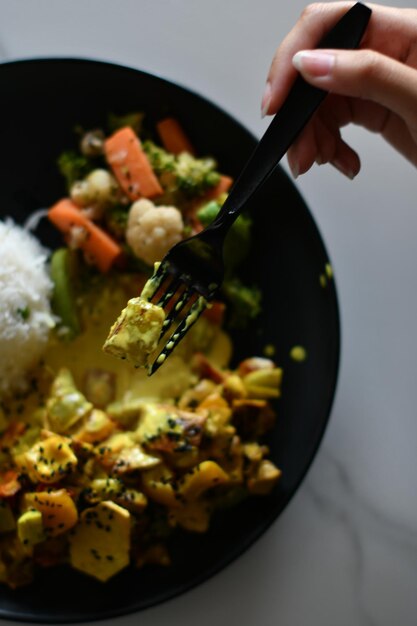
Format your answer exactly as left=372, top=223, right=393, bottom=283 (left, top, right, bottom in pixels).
left=0, top=470, right=21, bottom=498
left=48, top=199, right=123, bottom=273
left=156, top=117, right=195, bottom=155
left=104, top=127, right=163, bottom=200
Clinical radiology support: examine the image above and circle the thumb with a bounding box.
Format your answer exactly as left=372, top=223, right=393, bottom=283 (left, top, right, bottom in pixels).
left=292, top=48, right=417, bottom=127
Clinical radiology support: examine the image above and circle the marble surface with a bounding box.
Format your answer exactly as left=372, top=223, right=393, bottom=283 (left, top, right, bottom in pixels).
left=1, top=0, right=417, bottom=624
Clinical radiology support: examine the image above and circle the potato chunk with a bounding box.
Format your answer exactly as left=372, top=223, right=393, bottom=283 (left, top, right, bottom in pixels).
left=247, top=460, right=282, bottom=495
left=24, top=489, right=78, bottom=537
left=74, top=409, right=115, bottom=444
left=17, top=510, right=45, bottom=548
left=178, top=461, right=229, bottom=500
left=141, top=464, right=180, bottom=508
left=69, top=501, right=130, bottom=582
left=103, top=297, right=165, bottom=368
left=46, top=368, right=93, bottom=434
left=84, top=478, right=147, bottom=513
left=18, top=435, right=77, bottom=484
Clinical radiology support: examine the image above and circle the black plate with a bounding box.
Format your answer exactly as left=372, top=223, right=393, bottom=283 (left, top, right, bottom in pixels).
left=0, top=58, right=340, bottom=623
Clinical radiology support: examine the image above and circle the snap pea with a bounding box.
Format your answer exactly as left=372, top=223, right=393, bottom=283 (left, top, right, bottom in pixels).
left=50, top=248, right=81, bottom=338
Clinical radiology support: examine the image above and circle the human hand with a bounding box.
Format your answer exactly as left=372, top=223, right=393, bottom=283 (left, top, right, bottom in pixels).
left=262, top=2, right=417, bottom=179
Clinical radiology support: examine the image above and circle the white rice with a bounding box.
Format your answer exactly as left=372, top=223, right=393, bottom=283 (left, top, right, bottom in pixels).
left=0, top=219, right=55, bottom=396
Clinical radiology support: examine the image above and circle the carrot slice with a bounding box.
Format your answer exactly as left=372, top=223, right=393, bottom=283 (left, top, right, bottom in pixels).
left=48, top=199, right=123, bottom=273
left=156, top=117, right=195, bottom=155
left=104, top=127, right=163, bottom=200
left=0, top=470, right=21, bottom=498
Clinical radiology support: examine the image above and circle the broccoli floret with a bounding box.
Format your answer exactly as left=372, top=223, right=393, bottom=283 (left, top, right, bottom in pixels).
left=222, top=278, right=262, bottom=328
left=107, top=111, right=144, bottom=135
left=142, top=140, right=176, bottom=174
left=175, top=152, right=220, bottom=196
left=57, top=150, right=93, bottom=190
left=197, top=201, right=252, bottom=270
left=142, top=141, right=220, bottom=198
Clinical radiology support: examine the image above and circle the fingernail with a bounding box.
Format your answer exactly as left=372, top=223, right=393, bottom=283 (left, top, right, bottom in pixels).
left=292, top=50, right=335, bottom=77
left=332, top=158, right=355, bottom=180
left=289, top=161, right=299, bottom=179
left=261, top=81, right=271, bottom=118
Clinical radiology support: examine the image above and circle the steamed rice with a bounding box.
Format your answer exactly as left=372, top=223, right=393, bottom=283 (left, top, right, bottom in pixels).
left=0, top=219, right=55, bottom=396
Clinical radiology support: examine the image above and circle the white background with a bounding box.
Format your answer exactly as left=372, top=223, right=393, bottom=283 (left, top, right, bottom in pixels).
left=1, top=1, right=417, bottom=624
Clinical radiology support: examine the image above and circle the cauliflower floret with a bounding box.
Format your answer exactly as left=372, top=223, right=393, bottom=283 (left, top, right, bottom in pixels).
left=126, top=199, right=183, bottom=266
left=70, top=169, right=120, bottom=212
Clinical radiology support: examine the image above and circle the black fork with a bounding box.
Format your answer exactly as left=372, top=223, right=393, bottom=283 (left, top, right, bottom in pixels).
left=145, top=2, right=372, bottom=374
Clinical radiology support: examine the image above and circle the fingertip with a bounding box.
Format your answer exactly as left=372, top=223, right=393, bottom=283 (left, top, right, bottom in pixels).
left=261, top=81, right=272, bottom=118
left=288, top=153, right=315, bottom=179
left=288, top=122, right=318, bottom=177
left=292, top=50, right=335, bottom=78
left=331, top=143, right=361, bottom=180
left=290, top=161, right=299, bottom=179
left=331, top=158, right=360, bottom=180
left=287, top=150, right=299, bottom=179
left=292, top=50, right=304, bottom=72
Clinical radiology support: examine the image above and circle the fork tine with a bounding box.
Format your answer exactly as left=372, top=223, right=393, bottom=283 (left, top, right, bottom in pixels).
left=141, top=261, right=169, bottom=302
left=149, top=295, right=207, bottom=375
left=158, top=286, right=195, bottom=338
left=155, top=277, right=182, bottom=309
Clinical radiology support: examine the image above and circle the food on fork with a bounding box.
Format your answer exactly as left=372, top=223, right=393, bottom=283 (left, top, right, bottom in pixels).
left=103, top=297, right=166, bottom=367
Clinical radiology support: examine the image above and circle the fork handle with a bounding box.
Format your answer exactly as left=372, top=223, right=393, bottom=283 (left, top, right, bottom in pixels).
left=210, top=2, right=371, bottom=233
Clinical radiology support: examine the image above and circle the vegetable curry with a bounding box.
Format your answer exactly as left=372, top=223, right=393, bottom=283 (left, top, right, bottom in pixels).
left=0, top=112, right=282, bottom=587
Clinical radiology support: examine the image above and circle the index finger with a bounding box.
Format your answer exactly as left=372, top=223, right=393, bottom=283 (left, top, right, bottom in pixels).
left=265, top=2, right=356, bottom=113
left=264, top=2, right=417, bottom=114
